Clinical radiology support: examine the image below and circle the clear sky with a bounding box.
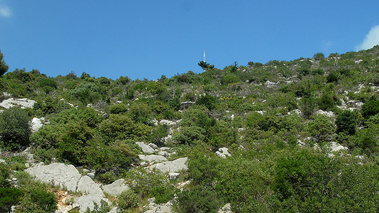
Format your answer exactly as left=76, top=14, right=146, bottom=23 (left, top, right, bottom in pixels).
left=1, top=0, right=379, bottom=80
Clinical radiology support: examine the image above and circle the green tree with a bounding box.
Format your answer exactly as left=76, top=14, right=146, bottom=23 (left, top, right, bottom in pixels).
left=0, top=50, right=9, bottom=77
left=308, top=115, right=335, bottom=142
left=336, top=110, right=356, bottom=135
left=0, top=107, right=31, bottom=151
left=362, top=96, right=379, bottom=118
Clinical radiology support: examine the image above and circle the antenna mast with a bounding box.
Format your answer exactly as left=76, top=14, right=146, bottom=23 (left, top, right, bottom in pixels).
left=203, top=50, right=206, bottom=62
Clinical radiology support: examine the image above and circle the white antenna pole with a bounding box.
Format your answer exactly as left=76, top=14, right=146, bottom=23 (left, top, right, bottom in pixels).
left=204, top=50, right=206, bottom=62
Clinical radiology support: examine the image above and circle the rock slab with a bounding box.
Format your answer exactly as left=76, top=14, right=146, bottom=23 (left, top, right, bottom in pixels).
left=151, top=157, right=188, bottom=173
left=102, top=179, right=130, bottom=197
left=26, top=163, right=81, bottom=192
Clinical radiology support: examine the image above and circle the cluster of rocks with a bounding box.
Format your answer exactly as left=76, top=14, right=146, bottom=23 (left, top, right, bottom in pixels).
left=135, top=142, right=188, bottom=179
left=25, top=163, right=122, bottom=212
left=0, top=97, right=36, bottom=109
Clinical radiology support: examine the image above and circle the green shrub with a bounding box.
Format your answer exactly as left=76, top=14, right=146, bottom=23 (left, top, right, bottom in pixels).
left=336, top=110, right=356, bottom=135
left=0, top=187, right=22, bottom=213
left=308, top=115, right=335, bottom=142
left=175, top=186, right=222, bottom=213
left=0, top=107, right=31, bottom=151
left=16, top=181, right=57, bottom=213
left=110, top=103, right=128, bottom=114
left=362, top=96, right=379, bottom=118
left=151, top=186, right=175, bottom=204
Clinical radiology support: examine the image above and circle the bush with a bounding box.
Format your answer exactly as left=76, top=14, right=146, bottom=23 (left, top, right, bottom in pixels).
left=175, top=186, right=222, bottom=213
left=336, top=110, right=356, bottom=135
left=0, top=107, right=31, bottom=151
left=308, top=115, right=335, bottom=142
left=110, top=103, right=128, bottom=114
left=362, top=96, right=379, bottom=118
left=0, top=187, right=22, bottom=213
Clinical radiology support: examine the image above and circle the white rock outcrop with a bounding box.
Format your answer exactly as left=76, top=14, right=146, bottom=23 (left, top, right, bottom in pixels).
left=136, top=142, right=156, bottom=154
left=102, top=179, right=130, bottom=197
left=150, top=157, right=188, bottom=173
left=26, top=163, right=81, bottom=192
left=0, top=98, right=36, bottom=109
left=216, top=147, right=231, bottom=159
left=31, top=117, right=43, bottom=133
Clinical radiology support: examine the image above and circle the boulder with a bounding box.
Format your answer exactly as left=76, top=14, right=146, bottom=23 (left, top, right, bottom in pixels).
left=26, top=163, right=81, bottom=192
left=218, top=203, right=232, bottom=213
left=216, top=147, right=231, bottom=159
left=138, top=155, right=167, bottom=163
left=329, top=142, right=348, bottom=152
left=136, top=142, right=156, bottom=154
left=31, top=117, right=43, bottom=133
left=102, top=179, right=130, bottom=197
left=151, top=157, right=188, bottom=173
left=0, top=98, right=36, bottom=109
left=74, top=195, right=108, bottom=213
left=159, top=120, right=177, bottom=126
left=77, top=175, right=104, bottom=196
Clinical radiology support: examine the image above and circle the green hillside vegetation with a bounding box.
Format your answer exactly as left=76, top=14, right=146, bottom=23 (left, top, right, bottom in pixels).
left=0, top=47, right=379, bottom=212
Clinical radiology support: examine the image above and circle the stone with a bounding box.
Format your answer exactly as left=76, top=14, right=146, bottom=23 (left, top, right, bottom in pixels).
left=87, top=172, right=95, bottom=179
left=148, top=143, right=159, bottom=149
left=138, top=154, right=167, bottom=163
left=151, top=157, right=188, bottom=173
left=0, top=98, right=36, bottom=109
left=102, top=179, right=130, bottom=197
left=26, top=163, right=81, bottom=192
left=329, top=142, right=348, bottom=152
left=77, top=175, right=104, bottom=196
left=136, top=142, right=156, bottom=154
left=168, top=173, right=180, bottom=180
left=216, top=147, right=231, bottom=159
left=159, top=120, right=177, bottom=126
left=0, top=159, right=6, bottom=164
left=74, top=195, right=108, bottom=213
left=316, top=109, right=335, bottom=118
left=218, top=203, right=232, bottom=213
left=31, top=117, right=43, bottom=133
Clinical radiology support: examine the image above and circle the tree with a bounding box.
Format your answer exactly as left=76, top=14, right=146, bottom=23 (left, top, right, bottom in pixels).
left=308, top=115, right=335, bottom=142
left=198, top=61, right=211, bottom=70
left=0, top=107, right=31, bottom=151
left=313, top=52, right=325, bottom=60
left=0, top=50, right=9, bottom=77
left=362, top=96, right=379, bottom=118
left=336, top=110, right=356, bottom=135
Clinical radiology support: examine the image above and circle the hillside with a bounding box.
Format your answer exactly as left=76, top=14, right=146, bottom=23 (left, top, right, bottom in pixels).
left=0, top=47, right=379, bottom=212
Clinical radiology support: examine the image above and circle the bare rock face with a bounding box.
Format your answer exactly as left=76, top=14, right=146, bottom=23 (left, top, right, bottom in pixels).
left=138, top=154, right=167, bottom=163
left=136, top=142, right=156, bottom=154
left=31, top=117, right=43, bottom=133
left=0, top=98, right=36, bottom=109
left=26, top=163, right=81, bottom=192
left=150, top=157, right=188, bottom=173
left=77, top=175, right=104, bottom=196
left=74, top=195, right=109, bottom=213
left=102, top=179, right=130, bottom=197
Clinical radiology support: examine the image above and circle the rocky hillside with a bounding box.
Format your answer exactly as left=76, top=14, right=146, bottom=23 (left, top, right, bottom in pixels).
left=0, top=47, right=379, bottom=212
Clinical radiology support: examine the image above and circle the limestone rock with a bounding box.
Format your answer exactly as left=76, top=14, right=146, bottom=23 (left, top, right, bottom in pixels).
left=0, top=98, right=36, bottom=109
left=159, top=120, right=177, bottom=126
left=329, top=142, right=348, bottom=152
left=139, top=155, right=167, bottom=163
left=151, top=157, right=188, bottom=173
left=26, top=163, right=81, bottom=192
left=77, top=175, right=104, bottom=196
left=74, top=195, right=108, bottom=213
left=136, top=142, right=156, bottom=154
left=168, top=173, right=180, bottom=180
left=218, top=203, right=232, bottom=213
left=102, top=179, right=130, bottom=197
left=216, top=147, right=231, bottom=159
left=31, top=117, right=43, bottom=133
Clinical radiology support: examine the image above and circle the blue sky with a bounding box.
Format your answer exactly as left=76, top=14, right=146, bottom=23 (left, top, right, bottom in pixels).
left=1, top=0, right=379, bottom=80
